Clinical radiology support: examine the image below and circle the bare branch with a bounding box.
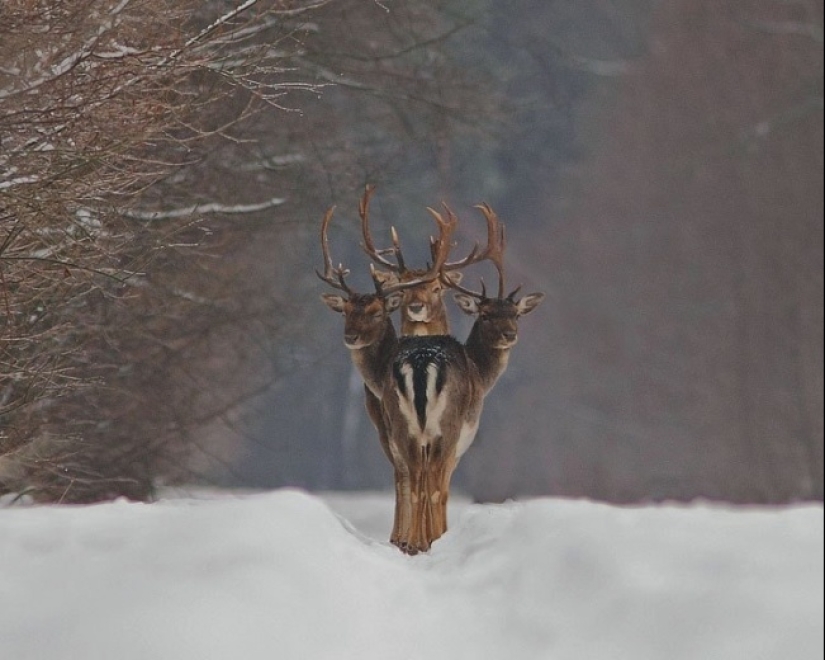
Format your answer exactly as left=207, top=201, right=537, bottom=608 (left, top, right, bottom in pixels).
left=121, top=196, right=287, bottom=221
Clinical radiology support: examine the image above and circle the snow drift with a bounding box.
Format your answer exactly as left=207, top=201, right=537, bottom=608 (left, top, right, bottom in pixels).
left=1, top=489, right=822, bottom=660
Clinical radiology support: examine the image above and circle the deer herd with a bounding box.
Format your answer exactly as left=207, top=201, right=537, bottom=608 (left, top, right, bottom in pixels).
left=318, top=185, right=544, bottom=555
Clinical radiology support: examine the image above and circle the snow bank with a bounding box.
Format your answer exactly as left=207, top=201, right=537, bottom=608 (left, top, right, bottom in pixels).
left=0, top=489, right=822, bottom=660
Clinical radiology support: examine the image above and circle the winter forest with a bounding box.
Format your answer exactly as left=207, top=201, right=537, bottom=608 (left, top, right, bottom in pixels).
left=2, top=0, right=820, bottom=505
left=1, top=2, right=823, bottom=658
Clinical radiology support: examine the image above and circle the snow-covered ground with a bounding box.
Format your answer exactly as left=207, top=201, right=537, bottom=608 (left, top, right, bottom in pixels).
left=1, top=489, right=822, bottom=660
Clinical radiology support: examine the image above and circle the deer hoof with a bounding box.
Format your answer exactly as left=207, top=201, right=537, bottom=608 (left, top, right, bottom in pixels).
left=391, top=538, right=428, bottom=556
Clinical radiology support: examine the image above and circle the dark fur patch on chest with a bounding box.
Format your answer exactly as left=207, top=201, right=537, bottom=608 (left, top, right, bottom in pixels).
left=392, top=336, right=461, bottom=427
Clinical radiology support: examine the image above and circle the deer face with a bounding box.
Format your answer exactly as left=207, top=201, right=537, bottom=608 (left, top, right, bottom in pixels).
left=454, top=292, right=544, bottom=349
left=321, top=292, right=402, bottom=349
left=372, top=270, right=462, bottom=327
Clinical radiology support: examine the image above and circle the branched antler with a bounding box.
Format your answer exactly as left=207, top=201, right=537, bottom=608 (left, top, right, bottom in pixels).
left=360, top=184, right=402, bottom=271
left=443, top=203, right=509, bottom=299
left=358, top=185, right=458, bottom=294
left=319, top=190, right=458, bottom=297
left=379, top=202, right=457, bottom=294
left=315, top=206, right=354, bottom=295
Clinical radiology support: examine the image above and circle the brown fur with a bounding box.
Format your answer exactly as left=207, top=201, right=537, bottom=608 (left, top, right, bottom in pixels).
left=377, top=291, right=545, bottom=554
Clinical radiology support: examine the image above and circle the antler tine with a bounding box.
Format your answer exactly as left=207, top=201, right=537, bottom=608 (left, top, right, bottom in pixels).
left=426, top=203, right=459, bottom=270
left=390, top=226, right=407, bottom=272
left=439, top=201, right=504, bottom=280
left=378, top=203, right=458, bottom=295
left=315, top=206, right=354, bottom=294
left=428, top=204, right=467, bottom=265
left=359, top=184, right=403, bottom=272
left=474, top=203, right=507, bottom=297
left=441, top=203, right=508, bottom=299
left=444, top=274, right=488, bottom=300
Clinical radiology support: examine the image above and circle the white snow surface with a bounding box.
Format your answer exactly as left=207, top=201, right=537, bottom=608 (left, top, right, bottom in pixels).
left=0, top=488, right=822, bottom=660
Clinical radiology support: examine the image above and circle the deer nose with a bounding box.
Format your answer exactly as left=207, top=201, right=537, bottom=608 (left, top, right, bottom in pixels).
left=502, top=330, right=517, bottom=343
left=344, top=333, right=359, bottom=345
left=407, top=302, right=425, bottom=314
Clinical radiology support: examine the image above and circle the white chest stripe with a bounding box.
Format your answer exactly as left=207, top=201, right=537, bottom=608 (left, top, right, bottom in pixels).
left=423, top=363, right=448, bottom=443
left=394, top=361, right=451, bottom=446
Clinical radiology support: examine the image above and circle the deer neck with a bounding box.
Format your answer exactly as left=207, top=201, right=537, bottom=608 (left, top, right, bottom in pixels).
left=464, top=323, right=511, bottom=393
left=350, top=318, right=397, bottom=398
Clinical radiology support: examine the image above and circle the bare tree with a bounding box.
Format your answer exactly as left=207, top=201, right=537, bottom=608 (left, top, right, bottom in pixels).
left=0, top=0, right=329, bottom=500
left=1, top=0, right=497, bottom=501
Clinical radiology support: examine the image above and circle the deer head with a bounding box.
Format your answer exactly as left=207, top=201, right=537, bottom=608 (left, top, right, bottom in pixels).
left=317, top=196, right=458, bottom=348
left=316, top=206, right=402, bottom=349
left=454, top=290, right=545, bottom=349
left=448, top=204, right=544, bottom=351
left=360, top=185, right=498, bottom=336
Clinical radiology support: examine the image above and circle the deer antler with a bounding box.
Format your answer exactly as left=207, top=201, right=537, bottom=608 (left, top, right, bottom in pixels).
left=360, top=184, right=459, bottom=293
left=360, top=184, right=406, bottom=272
left=319, top=190, right=456, bottom=298
left=315, top=206, right=354, bottom=295
left=378, top=204, right=458, bottom=294
left=441, top=204, right=504, bottom=273
left=443, top=203, right=508, bottom=299
left=474, top=203, right=507, bottom=298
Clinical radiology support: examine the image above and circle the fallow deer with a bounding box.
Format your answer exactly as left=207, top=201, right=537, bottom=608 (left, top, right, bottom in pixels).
left=349, top=185, right=501, bottom=546
left=318, top=200, right=460, bottom=549
left=359, top=184, right=499, bottom=337
left=319, top=200, right=544, bottom=554
left=378, top=204, right=544, bottom=553
left=317, top=200, right=456, bottom=489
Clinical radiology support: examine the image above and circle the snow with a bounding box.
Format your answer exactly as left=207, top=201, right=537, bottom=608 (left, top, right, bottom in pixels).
left=0, top=489, right=821, bottom=660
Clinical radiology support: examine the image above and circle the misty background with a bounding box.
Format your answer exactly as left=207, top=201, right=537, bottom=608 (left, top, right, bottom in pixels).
left=225, top=1, right=824, bottom=504
left=2, top=0, right=820, bottom=505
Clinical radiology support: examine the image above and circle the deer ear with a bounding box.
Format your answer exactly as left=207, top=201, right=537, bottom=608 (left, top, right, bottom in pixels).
left=385, top=292, right=403, bottom=313
left=516, top=292, right=545, bottom=316
left=453, top=293, right=479, bottom=316
left=321, top=293, right=347, bottom=313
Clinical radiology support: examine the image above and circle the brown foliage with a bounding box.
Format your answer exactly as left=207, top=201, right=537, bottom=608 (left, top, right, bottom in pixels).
left=0, top=0, right=328, bottom=500
left=1, top=0, right=490, bottom=501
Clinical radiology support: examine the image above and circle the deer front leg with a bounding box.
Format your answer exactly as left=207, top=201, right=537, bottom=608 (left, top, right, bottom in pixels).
left=420, top=444, right=454, bottom=548
left=406, top=443, right=450, bottom=554
left=407, top=461, right=432, bottom=554
left=434, top=451, right=457, bottom=541
left=391, top=466, right=414, bottom=552
left=396, top=444, right=433, bottom=555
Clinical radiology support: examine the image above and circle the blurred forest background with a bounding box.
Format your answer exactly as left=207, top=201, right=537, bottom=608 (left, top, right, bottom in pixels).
left=1, top=0, right=822, bottom=504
